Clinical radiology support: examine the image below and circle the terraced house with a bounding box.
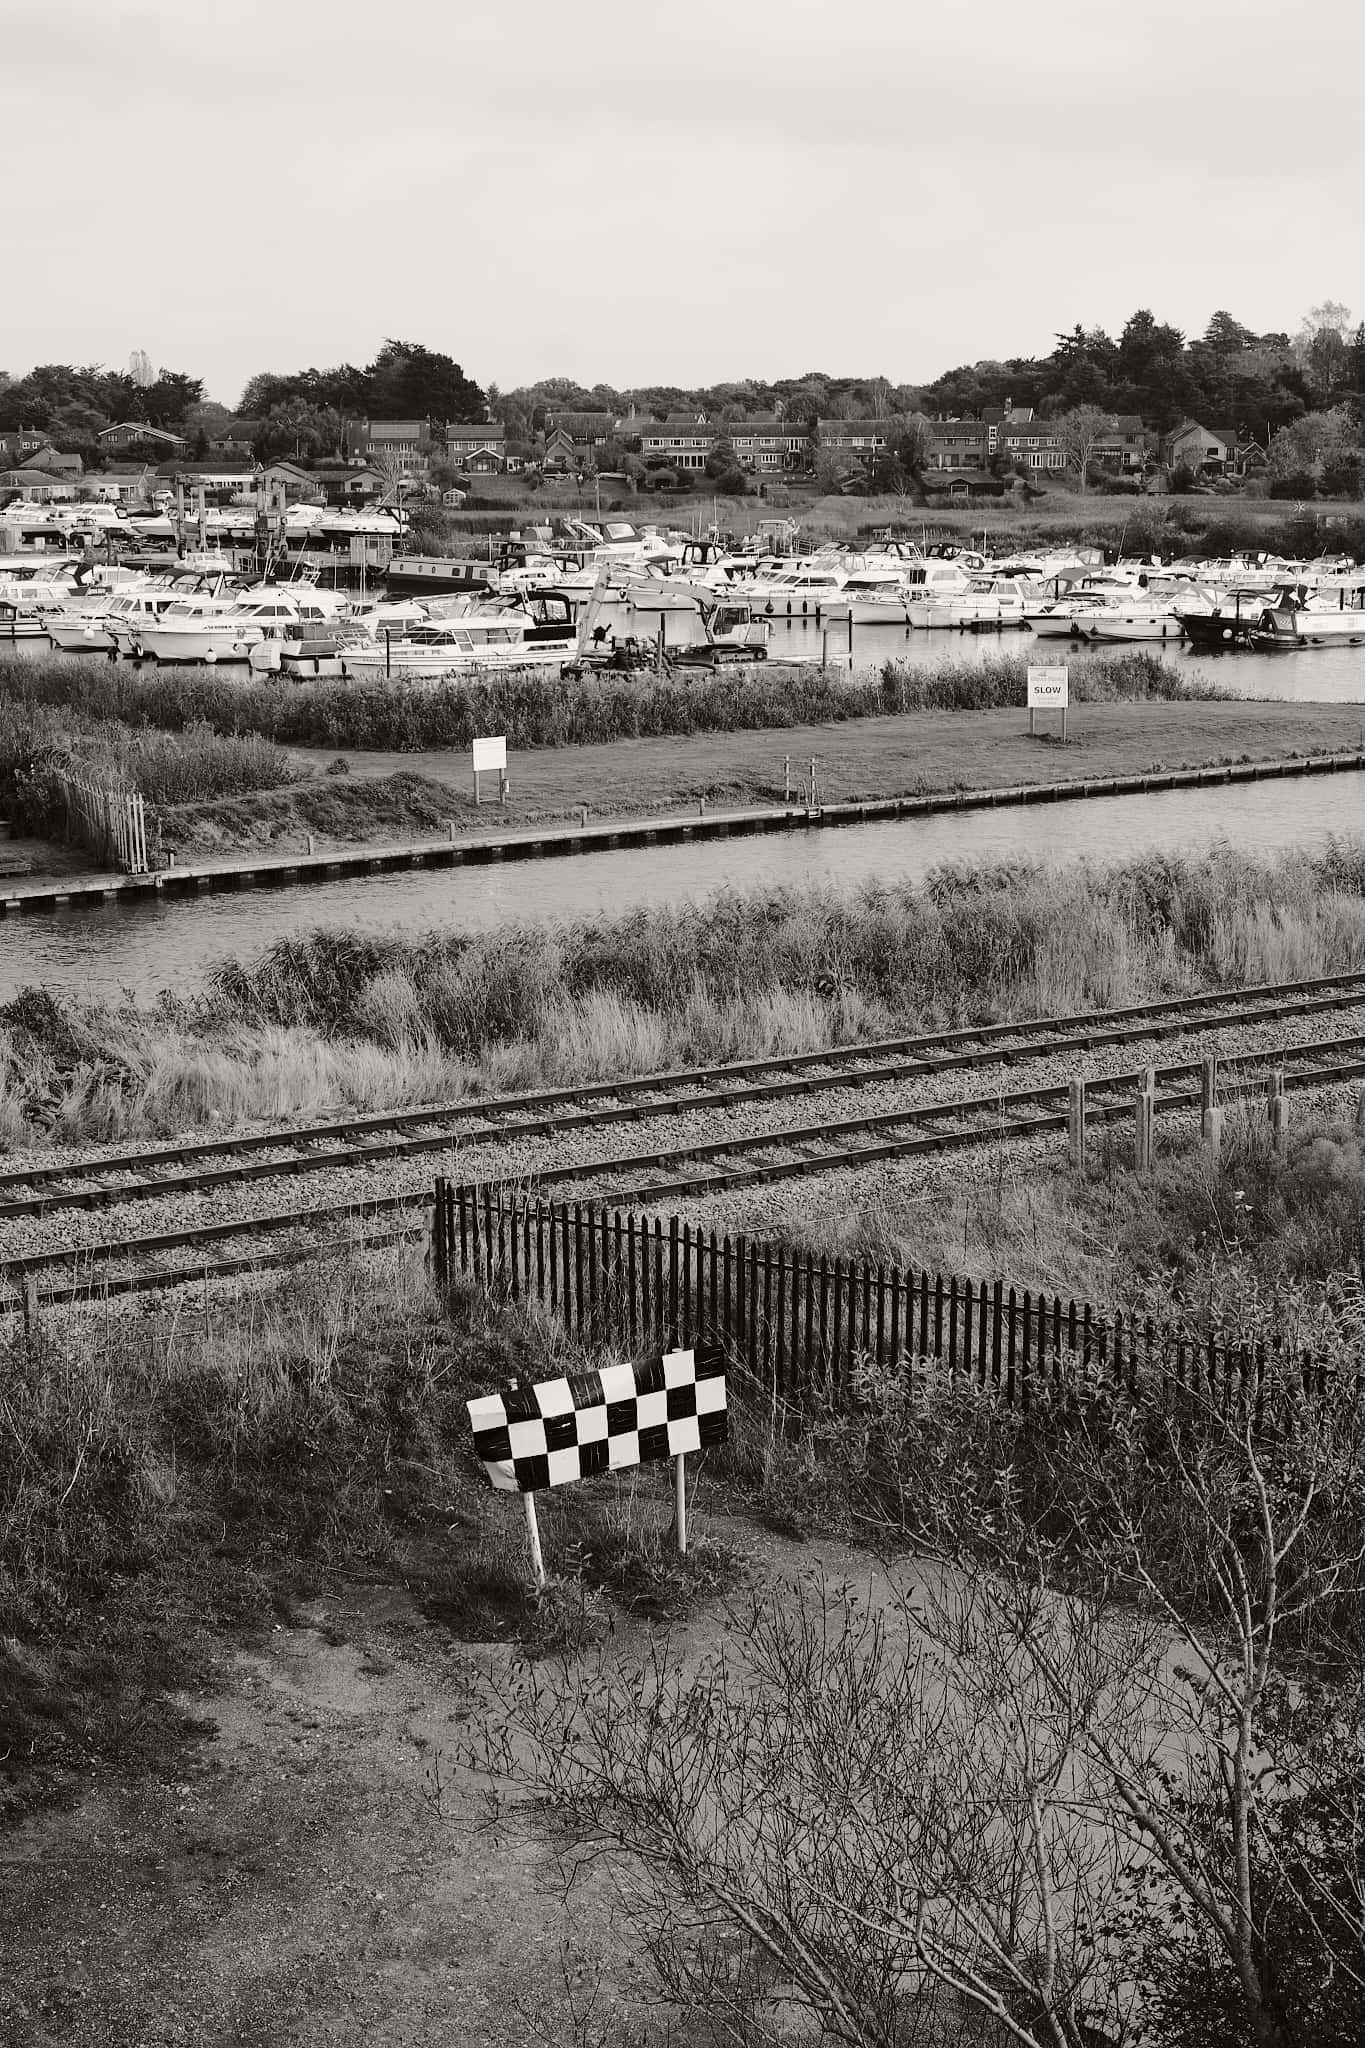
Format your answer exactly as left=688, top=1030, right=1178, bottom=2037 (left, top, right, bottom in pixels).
left=636, top=416, right=715, bottom=471
left=724, top=417, right=810, bottom=472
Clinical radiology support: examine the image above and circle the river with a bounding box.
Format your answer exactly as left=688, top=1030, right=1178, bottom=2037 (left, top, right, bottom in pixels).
left=5, top=766, right=1365, bottom=1005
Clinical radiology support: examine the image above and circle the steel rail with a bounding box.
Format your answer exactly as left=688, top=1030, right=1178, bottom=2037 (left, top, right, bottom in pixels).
left=6, top=1031, right=1365, bottom=1315
left=6, top=972, right=1365, bottom=1226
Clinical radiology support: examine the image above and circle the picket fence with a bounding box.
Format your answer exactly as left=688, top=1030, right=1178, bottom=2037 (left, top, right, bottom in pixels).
left=433, top=1182, right=1325, bottom=1415
left=55, top=769, right=149, bottom=873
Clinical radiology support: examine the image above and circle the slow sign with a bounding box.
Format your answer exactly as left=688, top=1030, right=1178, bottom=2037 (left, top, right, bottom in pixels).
left=1026, top=664, right=1070, bottom=740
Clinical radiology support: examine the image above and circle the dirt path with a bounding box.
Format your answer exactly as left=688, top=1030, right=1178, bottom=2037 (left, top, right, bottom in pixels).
left=0, top=1522, right=896, bottom=2048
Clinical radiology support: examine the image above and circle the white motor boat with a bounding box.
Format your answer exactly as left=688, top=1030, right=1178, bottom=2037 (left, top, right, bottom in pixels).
left=747, top=562, right=848, bottom=616
left=338, top=596, right=576, bottom=678
left=136, top=585, right=347, bottom=664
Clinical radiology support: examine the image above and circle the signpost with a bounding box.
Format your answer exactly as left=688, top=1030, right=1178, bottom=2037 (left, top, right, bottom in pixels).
left=1027, top=664, right=1069, bottom=741
left=471, top=733, right=509, bottom=806
left=467, top=1346, right=728, bottom=1587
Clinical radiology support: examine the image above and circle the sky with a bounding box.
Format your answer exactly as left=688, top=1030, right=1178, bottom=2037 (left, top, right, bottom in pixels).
left=4, top=0, right=1363, bottom=408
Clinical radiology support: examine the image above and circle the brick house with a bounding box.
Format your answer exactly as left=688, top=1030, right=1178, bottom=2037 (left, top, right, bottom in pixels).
left=816, top=419, right=891, bottom=458
left=541, top=411, right=618, bottom=470
left=444, top=422, right=508, bottom=472
left=726, top=417, right=811, bottom=473
left=924, top=421, right=990, bottom=472
left=1162, top=420, right=1236, bottom=475
left=637, top=417, right=715, bottom=471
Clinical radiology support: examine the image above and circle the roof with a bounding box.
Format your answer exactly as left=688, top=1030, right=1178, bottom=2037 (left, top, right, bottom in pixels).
left=154, top=460, right=257, bottom=477
left=445, top=421, right=505, bottom=441
left=817, top=419, right=894, bottom=435
left=545, top=411, right=617, bottom=435
left=368, top=419, right=430, bottom=438
left=23, top=449, right=82, bottom=470
left=97, top=422, right=187, bottom=443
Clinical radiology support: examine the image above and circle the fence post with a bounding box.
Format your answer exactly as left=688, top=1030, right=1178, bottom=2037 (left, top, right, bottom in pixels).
left=1068, top=1078, right=1087, bottom=1169
left=1268, top=1066, right=1288, bottom=1153
left=1134, top=1069, right=1156, bottom=1173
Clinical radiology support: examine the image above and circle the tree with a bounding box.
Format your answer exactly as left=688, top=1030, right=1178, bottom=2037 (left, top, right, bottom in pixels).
left=364, top=339, right=486, bottom=424
left=1203, top=312, right=1258, bottom=354
left=1268, top=407, right=1363, bottom=493
left=1054, top=407, right=1117, bottom=493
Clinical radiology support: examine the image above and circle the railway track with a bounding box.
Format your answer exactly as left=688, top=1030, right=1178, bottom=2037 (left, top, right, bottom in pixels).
left=8, top=970, right=1365, bottom=1312
left=6, top=970, right=1365, bottom=1228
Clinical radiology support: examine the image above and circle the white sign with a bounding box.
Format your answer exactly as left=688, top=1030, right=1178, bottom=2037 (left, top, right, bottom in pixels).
left=1027, top=665, right=1069, bottom=708
left=471, top=735, right=507, bottom=775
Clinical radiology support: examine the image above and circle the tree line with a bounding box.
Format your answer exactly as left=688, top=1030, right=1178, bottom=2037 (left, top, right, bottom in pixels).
left=6, top=304, right=1365, bottom=488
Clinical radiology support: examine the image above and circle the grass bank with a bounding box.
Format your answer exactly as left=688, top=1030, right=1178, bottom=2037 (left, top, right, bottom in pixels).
left=0, top=696, right=304, bottom=842
left=0, top=1251, right=742, bottom=1817
left=1, top=648, right=1224, bottom=758
left=7, top=842, right=1365, bottom=1146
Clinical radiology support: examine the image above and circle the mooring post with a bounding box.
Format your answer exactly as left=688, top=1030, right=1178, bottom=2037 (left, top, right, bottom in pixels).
left=1068, top=1077, right=1087, bottom=1170
left=784, top=753, right=792, bottom=802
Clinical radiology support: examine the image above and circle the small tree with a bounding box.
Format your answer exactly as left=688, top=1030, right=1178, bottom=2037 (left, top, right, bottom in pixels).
left=1054, top=407, right=1117, bottom=495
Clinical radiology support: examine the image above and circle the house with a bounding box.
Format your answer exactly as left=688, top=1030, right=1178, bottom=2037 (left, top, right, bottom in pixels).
left=262, top=461, right=320, bottom=502
left=995, top=419, right=1066, bottom=472
left=637, top=417, right=715, bottom=471
left=208, top=434, right=256, bottom=458
left=541, top=411, right=618, bottom=470
left=22, top=447, right=83, bottom=477
left=725, top=417, right=811, bottom=473
left=924, top=420, right=990, bottom=472
left=340, top=419, right=436, bottom=478
left=445, top=422, right=508, bottom=472
left=0, top=429, right=52, bottom=462
left=85, top=463, right=154, bottom=504
left=97, top=422, right=190, bottom=455
left=816, top=419, right=891, bottom=457
left=1162, top=420, right=1236, bottom=475
left=308, top=464, right=386, bottom=505
left=155, top=459, right=259, bottom=502
left=0, top=469, right=77, bottom=501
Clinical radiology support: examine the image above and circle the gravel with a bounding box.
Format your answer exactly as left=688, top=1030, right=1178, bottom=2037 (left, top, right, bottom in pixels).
left=4, top=1005, right=1365, bottom=1285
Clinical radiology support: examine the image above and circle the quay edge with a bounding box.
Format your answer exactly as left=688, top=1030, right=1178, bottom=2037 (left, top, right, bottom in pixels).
left=1, top=747, right=1363, bottom=921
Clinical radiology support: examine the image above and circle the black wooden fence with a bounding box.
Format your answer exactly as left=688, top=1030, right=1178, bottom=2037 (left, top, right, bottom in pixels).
left=433, top=1181, right=1321, bottom=1414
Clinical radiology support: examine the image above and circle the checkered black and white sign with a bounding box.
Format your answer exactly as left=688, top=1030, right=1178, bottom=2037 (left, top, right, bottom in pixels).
left=467, top=1345, right=727, bottom=1494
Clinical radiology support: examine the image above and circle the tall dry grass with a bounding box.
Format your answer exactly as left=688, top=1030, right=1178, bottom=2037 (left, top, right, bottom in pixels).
left=8, top=841, right=1365, bottom=1151
left=1, top=645, right=1220, bottom=758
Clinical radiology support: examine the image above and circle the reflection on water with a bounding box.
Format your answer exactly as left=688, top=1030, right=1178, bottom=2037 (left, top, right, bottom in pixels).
left=6, top=770, right=1365, bottom=1004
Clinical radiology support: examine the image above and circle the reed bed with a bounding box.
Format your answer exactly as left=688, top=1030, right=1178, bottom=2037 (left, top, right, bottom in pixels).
left=0, top=696, right=303, bottom=836
left=1, top=647, right=1221, bottom=757
left=7, top=842, right=1365, bottom=1149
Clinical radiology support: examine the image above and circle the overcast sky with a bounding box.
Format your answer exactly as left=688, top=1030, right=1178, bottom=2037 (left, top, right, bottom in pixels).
left=5, top=0, right=1362, bottom=407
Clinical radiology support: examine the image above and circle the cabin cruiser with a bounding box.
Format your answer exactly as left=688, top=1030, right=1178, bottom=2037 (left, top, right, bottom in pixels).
left=1249, top=584, right=1365, bottom=648
left=337, top=592, right=577, bottom=677
left=136, top=585, right=348, bottom=663
left=746, top=561, right=848, bottom=616
left=905, top=572, right=1032, bottom=630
